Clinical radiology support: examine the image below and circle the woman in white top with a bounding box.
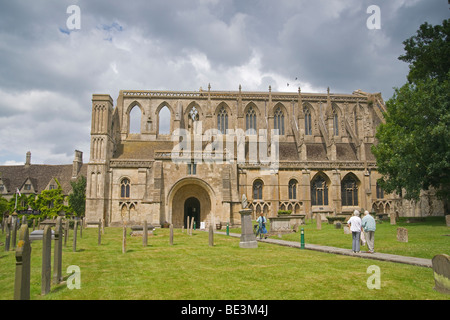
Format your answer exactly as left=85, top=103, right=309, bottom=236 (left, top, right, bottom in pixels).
left=347, top=210, right=363, bottom=253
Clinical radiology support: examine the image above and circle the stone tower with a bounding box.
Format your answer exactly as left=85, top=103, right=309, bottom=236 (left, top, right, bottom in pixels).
left=85, top=94, right=114, bottom=222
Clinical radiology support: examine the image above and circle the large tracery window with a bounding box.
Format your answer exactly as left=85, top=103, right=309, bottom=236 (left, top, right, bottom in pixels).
left=311, top=175, right=328, bottom=206
left=217, top=107, right=228, bottom=134
left=274, top=107, right=285, bottom=135
left=120, top=178, right=130, bottom=198
left=253, top=179, right=263, bottom=200
left=246, top=106, right=257, bottom=134
left=341, top=175, right=358, bottom=206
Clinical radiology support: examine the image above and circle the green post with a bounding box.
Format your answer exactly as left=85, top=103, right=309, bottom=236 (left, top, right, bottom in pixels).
left=300, top=228, right=305, bottom=249
left=226, top=223, right=229, bottom=236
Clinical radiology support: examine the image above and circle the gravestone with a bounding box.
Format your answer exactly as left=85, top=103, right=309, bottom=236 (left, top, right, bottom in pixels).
left=390, top=213, right=396, bottom=225
left=41, top=225, right=52, bottom=295
left=344, top=226, right=351, bottom=234
left=209, top=224, right=214, bottom=247
left=53, top=217, right=63, bottom=284
left=170, top=224, right=174, bottom=246
left=446, top=215, right=450, bottom=227
left=143, top=220, right=148, bottom=247
left=98, top=219, right=102, bottom=246
left=122, top=225, right=126, bottom=253
left=190, top=217, right=194, bottom=236
left=397, top=227, right=408, bottom=242
left=4, top=219, right=10, bottom=251
left=335, top=222, right=342, bottom=229
left=64, top=220, right=69, bottom=247
left=316, top=213, right=322, bottom=230
left=14, top=225, right=31, bottom=300
left=73, top=220, right=78, bottom=252
left=30, top=229, right=55, bottom=242
left=239, top=208, right=257, bottom=248
left=432, top=254, right=450, bottom=294
left=11, top=214, right=18, bottom=250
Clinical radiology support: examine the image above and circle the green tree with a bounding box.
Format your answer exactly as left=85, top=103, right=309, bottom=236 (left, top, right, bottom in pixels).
left=399, top=19, right=450, bottom=83
left=68, top=175, right=86, bottom=217
left=372, top=19, right=450, bottom=213
left=35, top=179, right=68, bottom=218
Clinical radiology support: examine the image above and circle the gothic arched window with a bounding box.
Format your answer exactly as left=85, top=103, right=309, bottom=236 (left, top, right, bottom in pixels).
left=246, top=106, right=257, bottom=134
left=253, top=179, right=263, bottom=200
left=304, top=107, right=312, bottom=135
left=217, top=107, right=228, bottom=134
left=120, top=178, right=130, bottom=198
left=333, top=109, right=339, bottom=136
left=341, top=175, right=358, bottom=206
left=289, top=179, right=297, bottom=200
left=311, top=175, right=328, bottom=206
left=274, top=107, right=285, bottom=135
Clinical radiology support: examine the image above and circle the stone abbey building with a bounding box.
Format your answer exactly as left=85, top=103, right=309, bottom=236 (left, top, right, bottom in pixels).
left=85, top=86, right=441, bottom=227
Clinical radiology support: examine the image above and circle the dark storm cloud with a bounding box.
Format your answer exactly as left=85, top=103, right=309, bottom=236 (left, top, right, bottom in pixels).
left=0, top=0, right=448, bottom=164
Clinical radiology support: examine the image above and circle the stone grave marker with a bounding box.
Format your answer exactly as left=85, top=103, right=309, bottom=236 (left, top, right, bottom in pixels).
left=73, top=220, right=78, bottom=252
left=432, top=254, right=450, bottom=294
left=11, top=214, right=18, bottom=250
left=143, top=220, right=148, bottom=247
left=209, top=224, right=214, bottom=247
left=98, top=219, right=102, bottom=245
left=397, top=227, right=408, bottom=242
left=190, top=217, right=194, bottom=235
left=4, top=218, right=10, bottom=251
left=390, top=213, right=396, bottom=225
left=53, top=217, right=63, bottom=284
left=41, top=225, right=52, bottom=295
left=14, top=225, right=31, bottom=300
left=316, top=213, right=322, bottom=230
left=64, top=220, right=69, bottom=247
left=170, top=223, right=174, bottom=246
left=122, top=225, right=126, bottom=253
left=239, top=208, right=257, bottom=248
left=446, top=215, right=450, bottom=227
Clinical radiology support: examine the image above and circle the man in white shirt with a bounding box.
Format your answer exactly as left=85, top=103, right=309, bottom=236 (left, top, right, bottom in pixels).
left=347, top=210, right=362, bottom=253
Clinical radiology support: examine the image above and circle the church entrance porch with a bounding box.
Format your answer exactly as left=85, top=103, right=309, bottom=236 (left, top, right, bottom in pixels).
left=168, top=178, right=214, bottom=228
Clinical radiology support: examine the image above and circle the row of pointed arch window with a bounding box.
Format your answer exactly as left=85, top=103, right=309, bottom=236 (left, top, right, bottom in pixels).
left=252, top=175, right=363, bottom=206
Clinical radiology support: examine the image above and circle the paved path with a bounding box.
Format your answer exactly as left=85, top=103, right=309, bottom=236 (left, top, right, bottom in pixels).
left=215, top=231, right=432, bottom=268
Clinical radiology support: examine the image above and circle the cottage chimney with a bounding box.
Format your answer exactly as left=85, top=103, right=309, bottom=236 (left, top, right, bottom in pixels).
left=72, top=150, right=83, bottom=178
left=25, top=151, right=31, bottom=167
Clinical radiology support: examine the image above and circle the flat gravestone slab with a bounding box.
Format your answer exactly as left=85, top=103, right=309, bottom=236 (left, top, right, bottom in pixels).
left=30, top=230, right=55, bottom=242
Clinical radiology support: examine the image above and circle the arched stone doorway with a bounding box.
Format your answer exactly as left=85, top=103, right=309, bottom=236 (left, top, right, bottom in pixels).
left=168, top=178, right=214, bottom=228
left=184, top=197, right=200, bottom=229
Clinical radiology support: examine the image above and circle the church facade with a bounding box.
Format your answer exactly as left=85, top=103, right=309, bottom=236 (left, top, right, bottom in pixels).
left=84, top=86, right=440, bottom=228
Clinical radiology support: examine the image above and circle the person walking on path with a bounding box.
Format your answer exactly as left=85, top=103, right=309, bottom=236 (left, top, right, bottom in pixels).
left=362, top=210, right=376, bottom=253
left=347, top=210, right=362, bottom=253
left=256, top=212, right=268, bottom=239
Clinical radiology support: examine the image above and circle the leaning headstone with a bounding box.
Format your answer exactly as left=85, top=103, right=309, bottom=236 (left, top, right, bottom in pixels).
left=239, top=208, right=257, bottom=248
left=170, top=223, right=174, bottom=246
left=190, top=217, right=194, bottom=236
left=14, top=225, right=31, bottom=300
left=397, top=227, right=408, bottom=242
left=209, top=224, right=214, bottom=247
left=432, top=254, right=450, bottom=294
left=53, top=217, right=63, bottom=284
left=41, top=225, right=52, bottom=295
left=344, top=226, right=351, bottom=234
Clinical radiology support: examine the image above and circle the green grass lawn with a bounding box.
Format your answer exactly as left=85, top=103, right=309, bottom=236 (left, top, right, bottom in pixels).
left=0, top=219, right=448, bottom=300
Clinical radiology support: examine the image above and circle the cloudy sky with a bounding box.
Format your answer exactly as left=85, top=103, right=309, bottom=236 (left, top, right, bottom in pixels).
left=0, top=0, right=448, bottom=165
